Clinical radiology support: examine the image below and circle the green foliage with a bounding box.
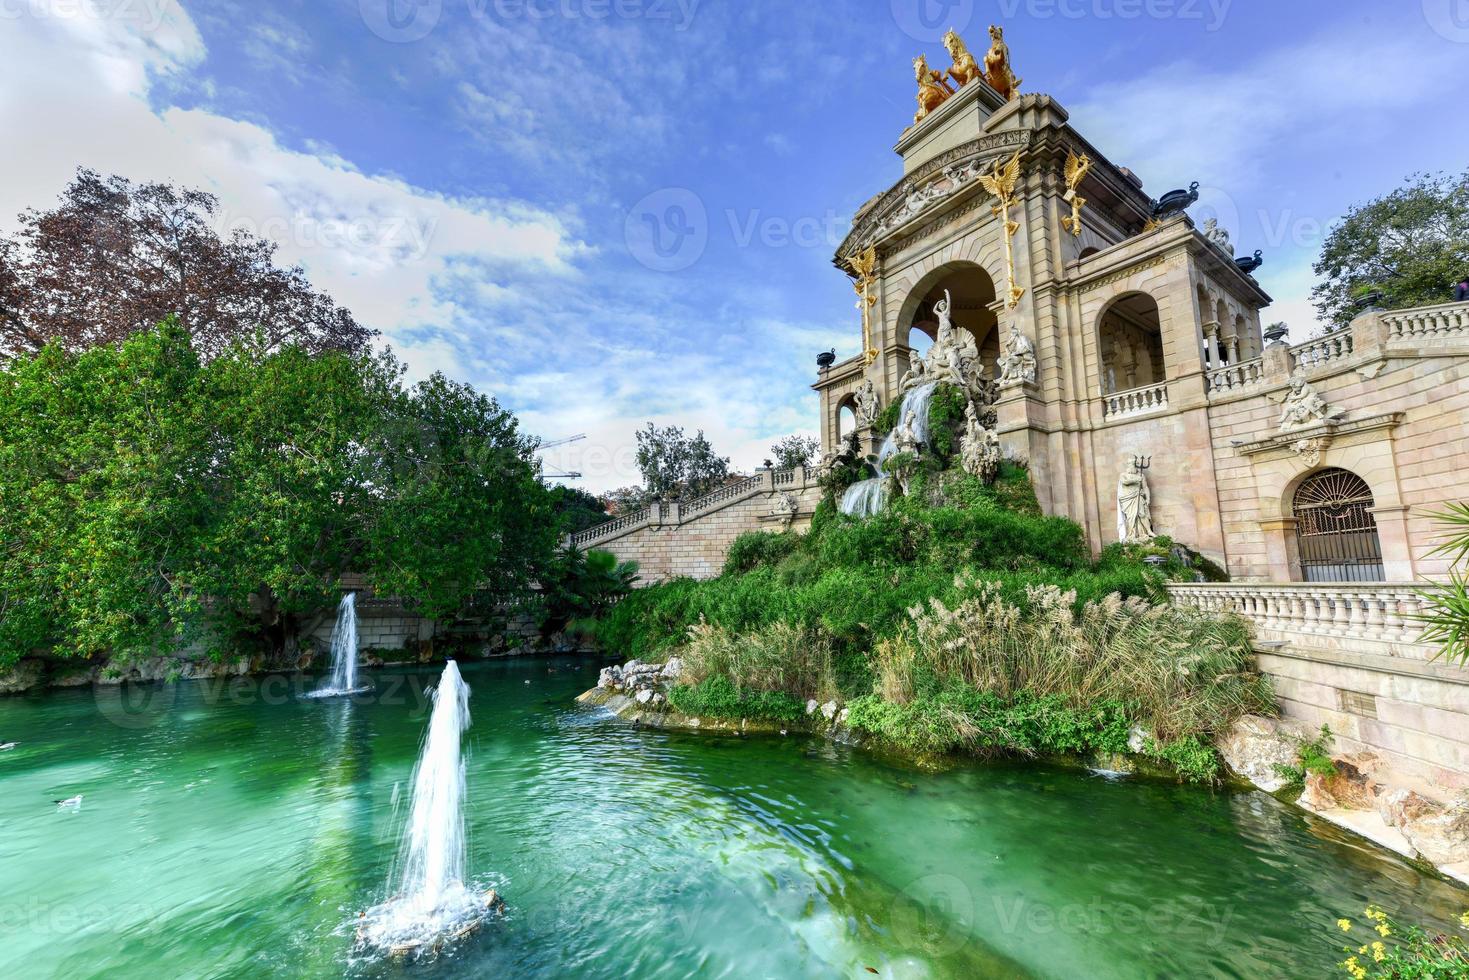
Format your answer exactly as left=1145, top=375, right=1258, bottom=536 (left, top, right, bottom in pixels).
left=872, top=401, right=902, bottom=438
left=769, top=434, right=820, bottom=470
left=667, top=675, right=808, bottom=722
left=925, top=383, right=969, bottom=462
left=0, top=320, right=556, bottom=667
left=1332, top=905, right=1469, bottom=978
left=1312, top=169, right=1469, bottom=329
left=723, top=531, right=802, bottom=576
left=538, top=547, right=640, bottom=638
left=1420, top=503, right=1469, bottom=665
left=1274, top=725, right=1337, bottom=788
left=634, top=423, right=730, bottom=500
left=1097, top=535, right=1231, bottom=584
left=682, top=620, right=837, bottom=702
left=549, top=485, right=610, bottom=535
left=845, top=689, right=1132, bottom=758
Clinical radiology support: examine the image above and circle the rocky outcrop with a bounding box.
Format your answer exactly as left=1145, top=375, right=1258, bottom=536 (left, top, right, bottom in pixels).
left=0, top=659, right=44, bottom=694
left=1216, top=714, right=1309, bottom=793
left=597, top=658, right=682, bottom=698
left=1376, top=788, right=1469, bottom=868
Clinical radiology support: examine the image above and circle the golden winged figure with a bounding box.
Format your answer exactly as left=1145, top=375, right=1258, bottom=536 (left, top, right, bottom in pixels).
left=848, top=246, right=881, bottom=365
left=979, top=151, right=1026, bottom=308
left=1060, top=150, right=1091, bottom=237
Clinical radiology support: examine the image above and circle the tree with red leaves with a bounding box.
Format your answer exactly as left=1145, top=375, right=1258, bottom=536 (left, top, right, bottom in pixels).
left=0, top=169, right=373, bottom=360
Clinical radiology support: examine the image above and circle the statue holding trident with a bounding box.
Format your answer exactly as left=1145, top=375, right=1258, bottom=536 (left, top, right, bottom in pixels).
left=1117, top=455, right=1155, bottom=543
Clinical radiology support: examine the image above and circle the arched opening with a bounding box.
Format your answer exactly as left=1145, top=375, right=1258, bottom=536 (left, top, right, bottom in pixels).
left=1078, top=246, right=1100, bottom=261
left=1214, top=299, right=1232, bottom=364
left=899, top=262, right=999, bottom=378
left=836, top=398, right=857, bottom=441
left=1097, top=292, right=1165, bottom=394
left=1292, top=468, right=1385, bottom=582
left=1234, top=313, right=1253, bottom=360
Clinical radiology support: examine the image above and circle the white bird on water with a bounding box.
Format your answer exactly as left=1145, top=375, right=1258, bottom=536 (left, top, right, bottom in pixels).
left=0, top=742, right=16, bottom=751
left=54, top=795, right=83, bottom=808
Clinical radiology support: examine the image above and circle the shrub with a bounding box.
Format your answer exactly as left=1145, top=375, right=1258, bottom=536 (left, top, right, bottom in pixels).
left=925, top=383, right=969, bottom=463
left=668, top=675, right=808, bottom=721
left=723, top=530, right=801, bottom=576
left=682, top=620, right=838, bottom=702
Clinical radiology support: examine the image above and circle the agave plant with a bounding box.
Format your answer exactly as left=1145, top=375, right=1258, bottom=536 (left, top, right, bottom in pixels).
left=1417, top=503, right=1469, bottom=665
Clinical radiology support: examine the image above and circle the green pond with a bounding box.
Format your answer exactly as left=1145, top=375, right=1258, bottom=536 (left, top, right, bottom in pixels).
left=0, top=656, right=1463, bottom=978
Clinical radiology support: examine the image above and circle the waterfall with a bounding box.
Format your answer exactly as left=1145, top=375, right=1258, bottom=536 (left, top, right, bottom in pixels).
left=877, top=382, right=937, bottom=466
left=308, top=593, right=366, bottom=698
left=839, top=478, right=887, bottom=518
left=358, top=660, right=498, bottom=955
left=839, top=382, right=939, bottom=518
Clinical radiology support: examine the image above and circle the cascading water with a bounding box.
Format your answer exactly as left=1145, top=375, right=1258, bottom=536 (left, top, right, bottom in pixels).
left=838, top=382, right=938, bottom=518
left=357, top=661, right=501, bottom=956
left=307, top=593, right=369, bottom=698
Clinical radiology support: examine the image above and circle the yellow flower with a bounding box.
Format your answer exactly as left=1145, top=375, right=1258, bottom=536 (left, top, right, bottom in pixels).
left=1338, top=919, right=1353, bottom=932
left=1460, top=911, right=1469, bottom=928
left=1358, top=945, right=1369, bottom=955
left=1376, top=923, right=1391, bottom=938
left=1371, top=941, right=1386, bottom=963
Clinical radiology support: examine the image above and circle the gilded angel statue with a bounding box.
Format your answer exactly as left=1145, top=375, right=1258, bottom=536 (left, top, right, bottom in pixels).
left=1060, top=150, right=1091, bottom=237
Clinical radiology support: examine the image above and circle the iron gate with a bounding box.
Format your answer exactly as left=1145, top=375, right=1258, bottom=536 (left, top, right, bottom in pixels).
left=1292, top=468, right=1384, bottom=582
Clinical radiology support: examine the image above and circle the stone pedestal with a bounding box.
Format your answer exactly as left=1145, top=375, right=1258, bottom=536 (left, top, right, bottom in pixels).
left=995, top=380, right=1050, bottom=506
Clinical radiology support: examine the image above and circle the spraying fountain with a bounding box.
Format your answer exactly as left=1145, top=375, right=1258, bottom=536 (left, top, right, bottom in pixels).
left=356, top=661, right=502, bottom=959
left=307, top=593, right=371, bottom=698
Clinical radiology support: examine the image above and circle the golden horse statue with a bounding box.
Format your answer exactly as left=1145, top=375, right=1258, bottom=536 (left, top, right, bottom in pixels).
left=943, top=29, right=982, bottom=88
left=983, top=25, right=1021, bottom=101
left=912, top=54, right=955, bottom=125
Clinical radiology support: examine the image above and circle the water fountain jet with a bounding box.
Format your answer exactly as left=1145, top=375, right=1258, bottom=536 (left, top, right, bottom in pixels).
left=306, top=593, right=370, bottom=698
left=356, top=660, right=502, bottom=959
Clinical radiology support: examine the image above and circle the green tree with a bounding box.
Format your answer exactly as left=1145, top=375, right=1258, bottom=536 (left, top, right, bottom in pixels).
left=548, top=485, right=610, bottom=534
left=770, top=434, right=820, bottom=469
left=633, top=423, right=730, bottom=500
left=1312, top=169, right=1469, bottom=328
left=0, top=320, right=556, bottom=667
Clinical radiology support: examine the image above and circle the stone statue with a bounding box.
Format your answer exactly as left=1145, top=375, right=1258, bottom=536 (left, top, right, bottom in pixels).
left=998, top=324, right=1037, bottom=385
left=912, top=54, right=955, bottom=125
left=899, top=347, right=929, bottom=392
left=943, top=29, right=982, bottom=88
left=894, top=409, right=921, bottom=456
left=1278, top=373, right=1339, bottom=431
left=982, top=24, right=1021, bottom=101
left=769, top=492, right=799, bottom=524
left=959, top=399, right=1002, bottom=484
left=854, top=377, right=880, bottom=428
left=1117, top=455, right=1155, bottom=543
left=1203, top=218, right=1231, bottom=254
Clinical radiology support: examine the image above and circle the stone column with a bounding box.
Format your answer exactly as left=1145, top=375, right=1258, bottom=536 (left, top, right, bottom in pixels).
left=1371, top=504, right=1414, bottom=581
left=1260, top=517, right=1300, bottom=583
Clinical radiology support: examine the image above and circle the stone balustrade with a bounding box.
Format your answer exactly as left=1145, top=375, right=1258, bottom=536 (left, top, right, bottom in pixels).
left=568, top=466, right=818, bottom=548
left=1290, top=329, right=1353, bottom=372
left=1167, top=582, right=1436, bottom=658
left=1206, top=357, right=1265, bottom=394
left=1102, top=380, right=1169, bottom=419
left=1382, top=301, right=1469, bottom=342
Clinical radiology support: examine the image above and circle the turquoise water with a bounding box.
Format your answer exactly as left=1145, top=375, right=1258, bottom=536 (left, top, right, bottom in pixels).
left=0, top=656, right=1463, bottom=978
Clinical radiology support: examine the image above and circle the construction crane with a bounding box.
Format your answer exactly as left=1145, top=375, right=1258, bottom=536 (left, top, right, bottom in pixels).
left=537, top=433, right=585, bottom=481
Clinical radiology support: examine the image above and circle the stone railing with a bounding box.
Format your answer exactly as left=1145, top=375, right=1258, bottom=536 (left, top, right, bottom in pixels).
left=568, top=467, right=819, bottom=548
left=1206, top=357, right=1265, bottom=394
left=1290, top=329, right=1353, bottom=372
left=1102, top=380, right=1169, bottom=419
left=1383, top=301, right=1469, bottom=342
left=1167, top=583, right=1437, bottom=658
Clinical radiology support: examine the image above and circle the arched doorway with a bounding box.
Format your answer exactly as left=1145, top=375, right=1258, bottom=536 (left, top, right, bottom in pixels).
left=1097, top=292, right=1165, bottom=394
left=899, top=263, right=1000, bottom=377
left=1292, top=468, right=1385, bottom=582
left=837, top=399, right=857, bottom=441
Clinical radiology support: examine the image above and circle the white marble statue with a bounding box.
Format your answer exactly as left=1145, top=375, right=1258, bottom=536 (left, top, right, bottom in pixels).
left=959, top=399, right=1002, bottom=484
left=854, top=377, right=881, bottom=428
left=894, top=409, right=921, bottom=456
left=899, top=348, right=929, bottom=392
left=1117, top=455, right=1155, bottom=543
left=1278, top=373, right=1338, bottom=431
left=998, top=324, right=1037, bottom=385
left=1203, top=217, right=1231, bottom=255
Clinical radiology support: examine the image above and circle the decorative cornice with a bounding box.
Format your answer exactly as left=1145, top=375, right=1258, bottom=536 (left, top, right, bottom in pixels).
left=1078, top=254, right=1167, bottom=294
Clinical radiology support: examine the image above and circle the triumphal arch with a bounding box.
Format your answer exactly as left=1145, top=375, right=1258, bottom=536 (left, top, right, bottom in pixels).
left=814, top=27, right=1469, bottom=591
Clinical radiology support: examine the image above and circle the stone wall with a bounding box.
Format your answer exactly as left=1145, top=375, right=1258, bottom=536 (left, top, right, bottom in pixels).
left=568, top=468, right=825, bottom=583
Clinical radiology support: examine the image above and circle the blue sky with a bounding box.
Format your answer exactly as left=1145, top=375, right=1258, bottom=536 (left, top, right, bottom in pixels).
left=3, top=0, right=1467, bottom=489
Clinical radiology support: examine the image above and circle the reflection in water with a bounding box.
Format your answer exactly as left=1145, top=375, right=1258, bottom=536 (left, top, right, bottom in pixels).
left=0, top=657, right=1464, bottom=979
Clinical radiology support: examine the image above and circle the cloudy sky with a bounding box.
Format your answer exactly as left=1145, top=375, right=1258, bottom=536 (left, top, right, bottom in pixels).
left=3, top=0, right=1465, bottom=490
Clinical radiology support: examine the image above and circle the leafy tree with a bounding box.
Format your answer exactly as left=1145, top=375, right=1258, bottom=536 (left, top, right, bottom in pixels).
left=0, top=320, right=553, bottom=666
left=770, top=434, right=820, bottom=469
left=548, top=485, right=610, bottom=534
left=538, top=547, right=639, bottom=637
left=0, top=169, right=372, bottom=361
left=603, top=485, right=653, bottom=513
left=633, top=423, right=730, bottom=500
left=1312, top=169, right=1469, bottom=328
